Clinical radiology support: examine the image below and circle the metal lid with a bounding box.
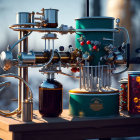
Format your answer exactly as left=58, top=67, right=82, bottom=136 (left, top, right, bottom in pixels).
left=75, top=16, right=115, bottom=20
left=69, top=88, right=119, bottom=94
left=119, top=78, right=128, bottom=83
left=17, top=12, right=31, bottom=14
left=41, top=33, right=58, bottom=39
left=44, top=8, right=59, bottom=11
left=128, top=71, right=140, bottom=75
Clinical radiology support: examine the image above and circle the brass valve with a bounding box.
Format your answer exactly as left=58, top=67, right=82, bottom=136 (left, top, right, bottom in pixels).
left=36, top=8, right=44, bottom=15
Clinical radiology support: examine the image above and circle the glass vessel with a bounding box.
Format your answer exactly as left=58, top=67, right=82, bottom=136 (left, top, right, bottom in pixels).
left=39, top=78, right=63, bottom=117
left=128, top=71, right=140, bottom=115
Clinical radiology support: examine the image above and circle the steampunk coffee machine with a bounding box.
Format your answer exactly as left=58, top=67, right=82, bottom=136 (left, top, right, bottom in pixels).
left=0, top=6, right=130, bottom=121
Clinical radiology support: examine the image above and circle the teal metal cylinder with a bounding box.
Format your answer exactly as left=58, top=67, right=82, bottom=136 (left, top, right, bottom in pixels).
left=75, top=17, right=114, bottom=29
left=69, top=89, right=119, bottom=117
left=75, top=17, right=115, bottom=65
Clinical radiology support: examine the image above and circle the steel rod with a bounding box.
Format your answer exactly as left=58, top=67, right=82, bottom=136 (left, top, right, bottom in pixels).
left=87, top=0, right=89, bottom=17
left=83, top=67, right=85, bottom=89
left=18, top=31, right=22, bottom=112
left=87, top=62, right=90, bottom=90
left=95, top=66, right=97, bottom=91
left=80, top=66, right=82, bottom=89
left=45, top=39, right=46, bottom=50
left=10, top=27, right=75, bottom=33
left=91, top=66, right=93, bottom=91
left=101, top=65, right=103, bottom=89
left=109, top=65, right=111, bottom=89
left=105, top=65, right=108, bottom=88
left=98, top=63, right=101, bottom=90
left=22, top=31, right=29, bottom=100
left=48, top=39, right=50, bottom=51
left=81, top=65, right=112, bottom=91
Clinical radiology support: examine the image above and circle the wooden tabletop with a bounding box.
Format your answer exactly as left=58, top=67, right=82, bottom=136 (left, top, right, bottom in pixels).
left=0, top=110, right=140, bottom=140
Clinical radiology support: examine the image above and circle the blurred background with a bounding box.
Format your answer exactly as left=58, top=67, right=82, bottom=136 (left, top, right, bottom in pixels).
left=0, top=0, right=140, bottom=139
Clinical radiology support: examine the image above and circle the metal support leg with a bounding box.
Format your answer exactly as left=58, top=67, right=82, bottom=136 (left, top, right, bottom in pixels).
left=21, top=31, right=31, bottom=122
left=18, top=31, right=22, bottom=112
left=22, top=31, right=29, bottom=100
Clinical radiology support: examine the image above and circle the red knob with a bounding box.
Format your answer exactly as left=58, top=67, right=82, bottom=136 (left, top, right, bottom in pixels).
left=86, top=40, right=91, bottom=45
left=80, top=41, right=85, bottom=46
left=71, top=67, right=77, bottom=73
left=93, top=45, right=97, bottom=50
left=77, top=68, right=80, bottom=72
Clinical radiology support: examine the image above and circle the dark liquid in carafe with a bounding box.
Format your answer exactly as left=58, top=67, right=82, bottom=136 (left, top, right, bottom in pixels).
left=39, top=80, right=62, bottom=117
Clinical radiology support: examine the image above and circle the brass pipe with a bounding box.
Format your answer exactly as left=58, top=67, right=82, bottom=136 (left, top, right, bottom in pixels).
left=9, top=23, right=41, bottom=28
left=19, top=51, right=82, bottom=65
left=10, top=31, right=32, bottom=51
left=0, top=109, right=20, bottom=117
left=9, top=27, right=76, bottom=33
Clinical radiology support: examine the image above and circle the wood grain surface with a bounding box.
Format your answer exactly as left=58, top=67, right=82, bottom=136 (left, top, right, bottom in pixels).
left=0, top=110, right=140, bottom=140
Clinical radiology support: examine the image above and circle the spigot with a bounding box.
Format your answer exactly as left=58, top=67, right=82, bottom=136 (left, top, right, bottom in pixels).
left=34, top=8, right=45, bottom=24
left=36, top=8, right=44, bottom=15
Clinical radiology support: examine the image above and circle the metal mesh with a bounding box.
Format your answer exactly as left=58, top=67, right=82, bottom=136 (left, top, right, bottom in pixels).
left=80, top=64, right=112, bottom=92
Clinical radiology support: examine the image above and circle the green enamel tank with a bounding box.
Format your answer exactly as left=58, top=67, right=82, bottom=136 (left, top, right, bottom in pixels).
left=75, top=17, right=115, bottom=65
left=69, top=88, right=119, bottom=117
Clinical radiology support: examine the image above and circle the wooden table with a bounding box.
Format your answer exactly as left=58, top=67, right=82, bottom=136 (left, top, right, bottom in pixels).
left=0, top=110, right=140, bottom=140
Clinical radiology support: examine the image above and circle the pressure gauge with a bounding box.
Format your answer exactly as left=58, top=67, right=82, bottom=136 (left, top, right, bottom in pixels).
left=0, top=51, right=13, bottom=71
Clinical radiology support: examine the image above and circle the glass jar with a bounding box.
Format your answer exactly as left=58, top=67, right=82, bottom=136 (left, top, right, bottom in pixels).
left=39, top=78, right=63, bottom=117
left=128, top=71, right=140, bottom=115
left=119, top=78, right=128, bottom=111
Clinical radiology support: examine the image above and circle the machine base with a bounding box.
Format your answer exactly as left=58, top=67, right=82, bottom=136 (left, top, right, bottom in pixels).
left=69, top=88, right=119, bottom=117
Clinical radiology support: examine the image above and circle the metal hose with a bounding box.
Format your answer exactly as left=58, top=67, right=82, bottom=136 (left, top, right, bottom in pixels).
left=10, top=31, right=32, bottom=51
left=0, top=108, right=19, bottom=117
left=15, top=40, right=55, bottom=68
left=0, top=73, right=33, bottom=117
left=112, top=26, right=130, bottom=74
left=117, top=27, right=130, bottom=44
left=59, top=72, right=80, bottom=79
